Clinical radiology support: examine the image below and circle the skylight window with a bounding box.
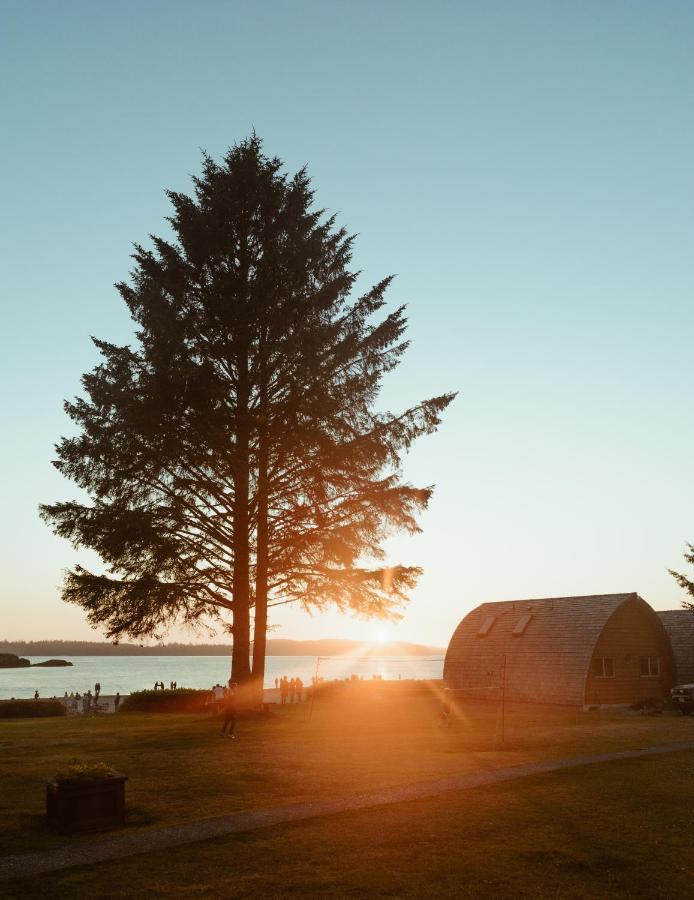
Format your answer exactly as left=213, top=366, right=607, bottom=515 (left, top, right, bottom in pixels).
left=512, top=614, right=533, bottom=635
left=478, top=616, right=497, bottom=636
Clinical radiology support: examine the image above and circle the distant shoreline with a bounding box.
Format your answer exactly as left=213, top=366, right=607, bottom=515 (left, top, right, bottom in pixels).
left=0, top=639, right=445, bottom=658
left=0, top=653, right=445, bottom=699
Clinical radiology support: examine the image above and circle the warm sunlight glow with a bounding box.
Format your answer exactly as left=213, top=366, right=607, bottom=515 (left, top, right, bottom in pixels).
left=372, top=626, right=392, bottom=644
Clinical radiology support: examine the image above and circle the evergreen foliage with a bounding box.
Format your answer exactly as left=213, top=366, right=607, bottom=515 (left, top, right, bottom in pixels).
left=40, top=136, right=455, bottom=687
left=669, top=544, right=694, bottom=610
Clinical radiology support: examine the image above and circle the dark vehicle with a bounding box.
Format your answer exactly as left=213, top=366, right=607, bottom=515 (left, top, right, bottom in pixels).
left=670, top=683, right=694, bottom=715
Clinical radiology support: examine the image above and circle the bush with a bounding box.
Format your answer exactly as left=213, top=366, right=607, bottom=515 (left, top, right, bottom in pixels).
left=118, top=688, right=210, bottom=713
left=0, top=699, right=66, bottom=718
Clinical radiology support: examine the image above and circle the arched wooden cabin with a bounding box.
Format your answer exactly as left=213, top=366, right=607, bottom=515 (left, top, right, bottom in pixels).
left=658, top=610, right=694, bottom=685
left=444, top=593, right=676, bottom=707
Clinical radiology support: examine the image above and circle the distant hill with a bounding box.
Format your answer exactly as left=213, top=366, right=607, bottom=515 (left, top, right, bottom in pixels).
left=0, top=639, right=444, bottom=658
left=268, top=639, right=444, bottom=657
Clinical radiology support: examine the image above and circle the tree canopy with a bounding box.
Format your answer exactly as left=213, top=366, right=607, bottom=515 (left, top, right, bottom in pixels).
left=41, top=136, right=455, bottom=687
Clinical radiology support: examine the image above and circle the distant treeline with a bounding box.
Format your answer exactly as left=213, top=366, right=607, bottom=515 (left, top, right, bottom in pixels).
left=0, top=639, right=444, bottom=658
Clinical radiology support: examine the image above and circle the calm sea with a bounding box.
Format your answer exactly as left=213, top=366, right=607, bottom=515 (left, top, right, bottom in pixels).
left=0, top=655, right=444, bottom=699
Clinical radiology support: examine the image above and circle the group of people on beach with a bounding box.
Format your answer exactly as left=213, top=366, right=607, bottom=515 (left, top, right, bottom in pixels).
left=56, top=682, right=121, bottom=714
left=275, top=675, right=304, bottom=704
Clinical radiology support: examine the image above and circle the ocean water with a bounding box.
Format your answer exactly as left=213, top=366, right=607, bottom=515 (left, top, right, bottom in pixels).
left=0, top=655, right=444, bottom=699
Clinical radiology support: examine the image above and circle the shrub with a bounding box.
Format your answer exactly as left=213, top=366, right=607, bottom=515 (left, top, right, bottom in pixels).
left=118, top=688, right=210, bottom=713
left=0, top=699, right=66, bottom=718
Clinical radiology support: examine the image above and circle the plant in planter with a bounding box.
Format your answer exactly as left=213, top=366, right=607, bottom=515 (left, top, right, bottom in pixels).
left=47, top=759, right=127, bottom=832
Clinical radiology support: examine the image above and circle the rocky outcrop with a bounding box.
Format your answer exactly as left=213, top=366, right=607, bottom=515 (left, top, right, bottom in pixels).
left=0, top=653, right=31, bottom=668
left=32, top=659, right=73, bottom=667
left=0, top=654, right=73, bottom=668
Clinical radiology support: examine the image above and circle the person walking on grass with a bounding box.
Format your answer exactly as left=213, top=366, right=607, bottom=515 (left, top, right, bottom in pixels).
left=439, top=699, right=452, bottom=728
left=220, top=682, right=238, bottom=740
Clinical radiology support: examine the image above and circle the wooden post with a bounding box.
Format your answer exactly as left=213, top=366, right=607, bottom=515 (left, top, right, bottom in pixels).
left=308, top=656, right=320, bottom=722
left=501, top=654, right=507, bottom=746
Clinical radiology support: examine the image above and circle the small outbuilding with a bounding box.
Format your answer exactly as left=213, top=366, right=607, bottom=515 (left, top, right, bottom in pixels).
left=444, top=593, right=676, bottom=707
left=658, top=610, right=694, bottom=685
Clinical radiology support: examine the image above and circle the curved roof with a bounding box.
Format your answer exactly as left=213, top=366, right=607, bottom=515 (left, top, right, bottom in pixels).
left=658, top=610, right=694, bottom=684
left=444, top=592, right=650, bottom=705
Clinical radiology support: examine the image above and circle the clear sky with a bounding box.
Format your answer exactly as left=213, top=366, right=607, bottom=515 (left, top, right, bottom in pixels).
left=2, top=1, right=694, bottom=647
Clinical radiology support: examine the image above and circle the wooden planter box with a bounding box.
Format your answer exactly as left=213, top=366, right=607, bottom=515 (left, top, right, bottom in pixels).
left=46, top=774, right=127, bottom=832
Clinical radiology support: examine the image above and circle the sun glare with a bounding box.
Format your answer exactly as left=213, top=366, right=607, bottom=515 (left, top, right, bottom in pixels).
left=372, top=627, right=392, bottom=645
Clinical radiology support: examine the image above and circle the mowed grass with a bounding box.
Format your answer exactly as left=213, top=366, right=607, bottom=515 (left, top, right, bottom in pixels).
left=4, top=751, right=694, bottom=898
left=1, top=685, right=693, bottom=873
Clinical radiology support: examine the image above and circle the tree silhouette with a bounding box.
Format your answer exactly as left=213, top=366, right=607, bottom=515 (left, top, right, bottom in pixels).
left=670, top=544, right=694, bottom=610
left=40, top=136, right=455, bottom=689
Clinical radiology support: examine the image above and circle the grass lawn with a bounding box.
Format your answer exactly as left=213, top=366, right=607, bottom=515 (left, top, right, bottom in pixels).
left=3, top=751, right=694, bottom=898
left=1, top=686, right=693, bottom=895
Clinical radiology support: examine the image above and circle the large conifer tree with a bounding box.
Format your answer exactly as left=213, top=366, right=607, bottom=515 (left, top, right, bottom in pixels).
left=41, top=137, right=454, bottom=689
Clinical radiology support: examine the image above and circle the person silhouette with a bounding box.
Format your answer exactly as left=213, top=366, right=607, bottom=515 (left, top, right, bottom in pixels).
left=220, top=682, right=238, bottom=739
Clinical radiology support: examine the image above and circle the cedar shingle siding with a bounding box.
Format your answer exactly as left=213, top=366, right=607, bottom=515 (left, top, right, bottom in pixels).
left=444, top=593, right=676, bottom=707
left=658, top=610, right=694, bottom=685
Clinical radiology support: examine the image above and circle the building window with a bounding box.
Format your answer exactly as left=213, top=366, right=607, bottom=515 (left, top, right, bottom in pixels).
left=593, top=657, right=615, bottom=678
left=639, top=657, right=660, bottom=677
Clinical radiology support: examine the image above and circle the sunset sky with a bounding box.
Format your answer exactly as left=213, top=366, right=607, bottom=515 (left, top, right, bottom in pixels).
left=2, top=1, right=694, bottom=647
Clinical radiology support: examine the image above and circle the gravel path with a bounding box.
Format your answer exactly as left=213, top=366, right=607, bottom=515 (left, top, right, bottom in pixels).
left=2, top=740, right=693, bottom=882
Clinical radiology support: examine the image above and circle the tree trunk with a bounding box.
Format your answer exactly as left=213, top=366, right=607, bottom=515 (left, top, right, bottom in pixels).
left=252, top=427, right=269, bottom=702
left=231, top=337, right=252, bottom=686
left=251, top=346, right=269, bottom=706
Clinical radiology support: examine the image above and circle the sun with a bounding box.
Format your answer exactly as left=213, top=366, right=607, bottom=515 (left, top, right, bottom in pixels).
left=371, top=626, right=392, bottom=645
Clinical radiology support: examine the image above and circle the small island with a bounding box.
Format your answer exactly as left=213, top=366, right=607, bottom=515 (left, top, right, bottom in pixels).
left=0, top=653, right=72, bottom=668
left=32, top=659, right=73, bottom=667
left=0, top=653, right=31, bottom=668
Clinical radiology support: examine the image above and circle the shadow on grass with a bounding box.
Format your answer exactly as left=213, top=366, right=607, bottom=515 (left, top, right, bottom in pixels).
left=18, top=803, right=159, bottom=846
left=125, top=805, right=159, bottom=828
left=521, top=849, right=632, bottom=873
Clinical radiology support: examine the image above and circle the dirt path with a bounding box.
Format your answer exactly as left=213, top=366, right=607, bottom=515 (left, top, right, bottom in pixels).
left=2, top=740, right=693, bottom=882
